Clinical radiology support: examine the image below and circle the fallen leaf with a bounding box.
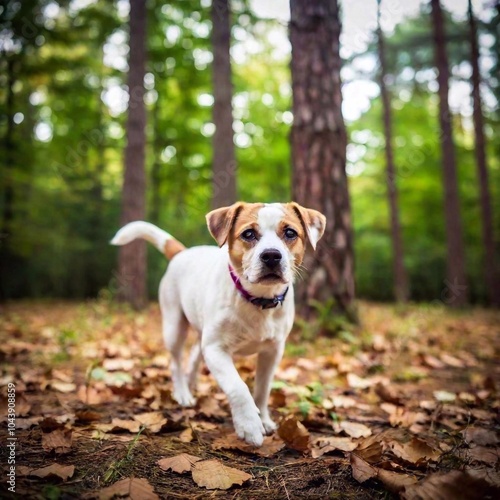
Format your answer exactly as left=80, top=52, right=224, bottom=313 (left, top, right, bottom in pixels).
left=196, top=396, right=228, bottom=418
left=16, top=416, right=42, bottom=429
left=75, top=409, right=103, bottom=423
left=191, top=459, right=252, bottom=490
left=102, top=358, right=135, bottom=371
left=95, top=418, right=142, bottom=434
left=98, top=477, right=158, bottom=500
left=355, top=435, right=384, bottom=463
left=42, top=428, right=73, bottom=454
left=212, top=433, right=285, bottom=457
left=377, top=469, right=418, bottom=493
left=334, top=421, right=372, bottom=438
left=311, top=436, right=357, bottom=458
left=440, top=353, right=465, bottom=368
left=433, top=390, right=456, bottom=402
left=350, top=453, right=377, bottom=483
left=401, top=470, right=500, bottom=500
left=347, top=373, right=375, bottom=389
left=468, top=446, right=499, bottom=465
left=277, top=415, right=310, bottom=452
left=463, top=427, right=499, bottom=446
left=133, top=412, right=168, bottom=433
left=39, top=417, right=66, bottom=433
left=178, top=427, right=194, bottom=443
left=157, top=453, right=202, bottom=474
left=30, top=463, right=75, bottom=481
left=422, top=354, right=445, bottom=369
left=390, top=437, right=441, bottom=466
left=375, top=382, right=402, bottom=405
left=51, top=381, right=76, bottom=393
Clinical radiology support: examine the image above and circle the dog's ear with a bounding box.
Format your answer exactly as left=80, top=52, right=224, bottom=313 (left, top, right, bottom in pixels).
left=290, top=203, right=326, bottom=250
left=206, top=202, right=244, bottom=247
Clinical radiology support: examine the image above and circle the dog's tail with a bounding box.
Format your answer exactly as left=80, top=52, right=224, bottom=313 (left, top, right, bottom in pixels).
left=110, top=221, right=186, bottom=260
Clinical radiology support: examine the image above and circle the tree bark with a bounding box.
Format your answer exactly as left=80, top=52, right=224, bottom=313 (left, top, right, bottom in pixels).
left=289, top=0, right=355, bottom=317
left=467, top=0, right=500, bottom=307
left=431, top=0, right=468, bottom=307
left=117, top=0, right=147, bottom=309
left=211, top=0, right=237, bottom=208
left=0, top=59, right=16, bottom=303
left=377, top=2, right=409, bottom=303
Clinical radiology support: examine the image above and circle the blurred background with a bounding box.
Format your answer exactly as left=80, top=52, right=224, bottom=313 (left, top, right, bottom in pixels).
left=0, top=0, right=498, bottom=308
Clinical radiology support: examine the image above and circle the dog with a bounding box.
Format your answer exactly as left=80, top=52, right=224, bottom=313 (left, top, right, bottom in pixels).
left=111, top=202, right=326, bottom=446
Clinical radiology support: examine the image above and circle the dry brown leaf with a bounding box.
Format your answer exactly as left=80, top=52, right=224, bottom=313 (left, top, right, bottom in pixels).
left=311, top=436, right=357, bottom=458
left=422, top=354, right=445, bottom=369
left=95, top=418, right=142, bottom=434
left=157, top=453, right=202, bottom=474
left=212, top=433, right=285, bottom=457
left=463, top=427, right=499, bottom=446
left=191, top=459, right=252, bottom=490
left=133, top=412, right=168, bottom=433
left=277, top=415, right=310, bottom=452
left=196, top=396, right=228, bottom=418
left=355, top=435, right=384, bottom=463
left=30, top=463, right=75, bottom=481
left=39, top=417, right=66, bottom=433
left=16, top=416, right=42, bottom=429
left=334, top=421, right=372, bottom=438
left=401, top=470, right=500, bottom=500
left=350, top=453, right=377, bottom=483
left=468, top=446, right=500, bottom=465
left=178, top=427, right=194, bottom=443
left=75, top=409, right=103, bottom=423
left=390, top=437, right=441, bottom=466
left=377, top=469, right=418, bottom=493
left=375, top=382, right=402, bottom=405
left=98, top=477, right=158, bottom=500
left=42, top=428, right=73, bottom=454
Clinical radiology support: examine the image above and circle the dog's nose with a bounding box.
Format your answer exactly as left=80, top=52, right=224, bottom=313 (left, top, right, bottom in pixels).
left=260, top=249, right=282, bottom=269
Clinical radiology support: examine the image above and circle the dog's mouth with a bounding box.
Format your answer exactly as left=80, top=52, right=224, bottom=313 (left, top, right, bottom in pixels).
left=257, top=272, right=286, bottom=283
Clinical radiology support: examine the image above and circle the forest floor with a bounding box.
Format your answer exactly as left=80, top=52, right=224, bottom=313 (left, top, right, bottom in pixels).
left=0, top=300, right=499, bottom=499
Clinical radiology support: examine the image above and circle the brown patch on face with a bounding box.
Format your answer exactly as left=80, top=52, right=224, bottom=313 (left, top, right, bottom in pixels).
left=226, top=203, right=264, bottom=273
left=281, top=205, right=308, bottom=266
left=164, top=238, right=186, bottom=260
left=288, top=202, right=326, bottom=250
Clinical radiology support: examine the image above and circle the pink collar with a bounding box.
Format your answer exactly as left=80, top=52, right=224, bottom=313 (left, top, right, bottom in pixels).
left=228, top=265, right=288, bottom=309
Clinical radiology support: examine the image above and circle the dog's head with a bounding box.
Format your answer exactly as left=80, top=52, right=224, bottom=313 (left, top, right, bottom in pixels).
left=206, top=202, right=326, bottom=289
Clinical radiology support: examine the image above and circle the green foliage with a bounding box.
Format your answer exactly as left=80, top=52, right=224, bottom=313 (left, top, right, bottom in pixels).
left=0, top=1, right=498, bottom=304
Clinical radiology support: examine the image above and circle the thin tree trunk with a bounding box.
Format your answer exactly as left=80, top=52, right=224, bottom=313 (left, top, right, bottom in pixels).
left=0, top=59, right=16, bottom=303
left=117, top=0, right=147, bottom=310
left=377, top=1, right=409, bottom=303
left=431, top=0, right=468, bottom=307
left=468, top=0, right=500, bottom=307
left=150, top=95, right=162, bottom=225
left=289, top=0, right=355, bottom=318
left=211, top=0, right=237, bottom=208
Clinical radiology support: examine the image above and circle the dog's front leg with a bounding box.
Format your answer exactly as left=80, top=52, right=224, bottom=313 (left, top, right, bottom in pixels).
left=203, top=342, right=265, bottom=447
left=253, top=339, right=285, bottom=435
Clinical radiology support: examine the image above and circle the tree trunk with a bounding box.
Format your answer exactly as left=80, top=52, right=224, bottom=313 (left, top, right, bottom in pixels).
left=377, top=2, right=409, bottom=303
left=431, top=0, right=468, bottom=307
left=289, top=0, right=355, bottom=317
left=0, top=59, right=16, bottom=303
left=467, top=0, right=500, bottom=307
left=117, top=0, right=147, bottom=310
left=211, top=0, right=237, bottom=208
left=150, top=95, right=162, bottom=225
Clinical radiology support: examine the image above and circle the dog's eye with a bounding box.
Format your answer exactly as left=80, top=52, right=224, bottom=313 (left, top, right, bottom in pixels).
left=284, top=228, right=298, bottom=240
left=241, top=229, right=257, bottom=241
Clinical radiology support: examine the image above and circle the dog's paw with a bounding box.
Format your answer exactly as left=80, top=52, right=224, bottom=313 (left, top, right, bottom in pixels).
left=233, top=412, right=265, bottom=447
left=261, top=415, right=278, bottom=435
left=173, top=390, right=196, bottom=407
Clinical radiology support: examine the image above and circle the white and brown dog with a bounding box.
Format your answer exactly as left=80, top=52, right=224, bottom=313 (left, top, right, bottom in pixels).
left=111, top=202, right=325, bottom=446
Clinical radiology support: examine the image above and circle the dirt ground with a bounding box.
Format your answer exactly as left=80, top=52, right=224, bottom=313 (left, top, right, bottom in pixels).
left=0, top=300, right=499, bottom=499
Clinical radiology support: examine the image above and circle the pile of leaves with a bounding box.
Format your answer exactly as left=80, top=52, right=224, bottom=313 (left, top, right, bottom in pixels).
left=0, top=300, right=499, bottom=499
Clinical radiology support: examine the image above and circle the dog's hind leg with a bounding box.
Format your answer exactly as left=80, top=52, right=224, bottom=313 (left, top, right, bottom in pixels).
left=187, top=340, right=203, bottom=392
left=162, top=309, right=195, bottom=407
